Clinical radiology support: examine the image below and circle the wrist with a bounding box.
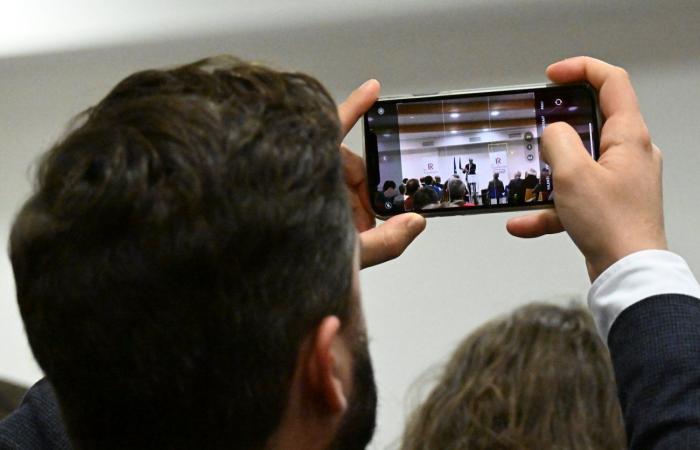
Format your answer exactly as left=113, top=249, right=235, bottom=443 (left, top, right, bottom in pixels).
left=587, top=238, right=668, bottom=282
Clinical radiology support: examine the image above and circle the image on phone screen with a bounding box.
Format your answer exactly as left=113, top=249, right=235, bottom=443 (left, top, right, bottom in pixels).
left=363, top=84, right=599, bottom=217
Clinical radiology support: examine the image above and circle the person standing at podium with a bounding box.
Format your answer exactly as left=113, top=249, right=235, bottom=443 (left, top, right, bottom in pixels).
left=461, top=158, right=477, bottom=199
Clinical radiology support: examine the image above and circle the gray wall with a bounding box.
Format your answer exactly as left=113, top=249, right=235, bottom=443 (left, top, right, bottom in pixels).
left=1, top=1, right=699, bottom=448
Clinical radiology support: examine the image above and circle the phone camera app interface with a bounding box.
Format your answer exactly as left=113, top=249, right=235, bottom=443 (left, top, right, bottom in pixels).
left=366, top=87, right=596, bottom=214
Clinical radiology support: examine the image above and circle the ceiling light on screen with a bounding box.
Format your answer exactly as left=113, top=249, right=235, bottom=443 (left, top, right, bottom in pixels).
left=383, top=133, right=391, bottom=137
left=568, top=106, right=579, bottom=112
left=490, top=111, right=500, bottom=117
left=449, top=112, right=460, bottom=118
left=450, top=129, right=458, bottom=134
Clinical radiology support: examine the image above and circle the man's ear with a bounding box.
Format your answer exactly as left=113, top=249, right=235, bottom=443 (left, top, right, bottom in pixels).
left=304, top=316, right=352, bottom=414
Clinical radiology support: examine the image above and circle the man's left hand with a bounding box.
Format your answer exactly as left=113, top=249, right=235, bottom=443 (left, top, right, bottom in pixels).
left=337, top=80, right=426, bottom=269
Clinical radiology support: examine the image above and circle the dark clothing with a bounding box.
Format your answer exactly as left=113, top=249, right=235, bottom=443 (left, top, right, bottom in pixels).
left=523, top=173, right=538, bottom=190
left=507, top=178, right=525, bottom=204
left=462, top=163, right=477, bottom=197
left=487, top=179, right=505, bottom=199
left=533, top=174, right=553, bottom=201
left=461, top=163, right=476, bottom=175
left=608, top=294, right=700, bottom=450
left=0, top=378, right=71, bottom=449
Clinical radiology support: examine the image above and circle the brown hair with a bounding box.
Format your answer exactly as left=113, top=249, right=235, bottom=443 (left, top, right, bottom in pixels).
left=400, top=303, right=626, bottom=450
left=10, top=56, right=355, bottom=449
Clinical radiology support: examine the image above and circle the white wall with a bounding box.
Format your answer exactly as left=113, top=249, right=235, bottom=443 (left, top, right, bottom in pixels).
left=1, top=1, right=699, bottom=448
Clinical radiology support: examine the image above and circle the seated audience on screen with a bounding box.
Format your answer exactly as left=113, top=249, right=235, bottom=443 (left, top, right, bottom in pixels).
left=413, top=187, right=440, bottom=211
left=400, top=303, right=626, bottom=450
left=383, top=180, right=398, bottom=199
left=423, top=176, right=442, bottom=198
left=393, top=183, right=407, bottom=209
left=374, top=180, right=399, bottom=211
left=444, top=178, right=467, bottom=207
left=404, top=178, right=421, bottom=211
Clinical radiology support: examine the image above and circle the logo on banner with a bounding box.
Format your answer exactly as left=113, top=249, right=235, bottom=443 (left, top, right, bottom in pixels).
left=422, top=157, right=440, bottom=175
left=488, top=143, right=508, bottom=175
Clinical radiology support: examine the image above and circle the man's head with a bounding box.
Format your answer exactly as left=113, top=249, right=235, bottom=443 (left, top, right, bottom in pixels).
left=10, top=56, right=375, bottom=450
left=493, top=173, right=499, bottom=180
left=413, top=187, right=439, bottom=211
left=383, top=180, right=396, bottom=192
left=447, top=179, right=466, bottom=202
left=406, top=179, right=420, bottom=196
left=423, top=176, right=434, bottom=186
left=514, top=171, right=522, bottom=180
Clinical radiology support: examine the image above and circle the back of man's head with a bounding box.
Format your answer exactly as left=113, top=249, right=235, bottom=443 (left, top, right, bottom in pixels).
left=9, top=56, right=361, bottom=449
left=447, top=179, right=466, bottom=202
left=413, top=187, right=439, bottom=210
left=406, top=179, right=420, bottom=196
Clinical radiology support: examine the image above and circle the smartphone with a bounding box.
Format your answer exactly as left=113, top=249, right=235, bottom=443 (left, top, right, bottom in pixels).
left=363, top=83, right=600, bottom=218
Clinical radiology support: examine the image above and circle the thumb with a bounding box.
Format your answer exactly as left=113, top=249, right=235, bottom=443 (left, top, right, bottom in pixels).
left=506, top=208, right=564, bottom=238
left=540, top=121, right=592, bottom=175
left=359, top=213, right=426, bottom=269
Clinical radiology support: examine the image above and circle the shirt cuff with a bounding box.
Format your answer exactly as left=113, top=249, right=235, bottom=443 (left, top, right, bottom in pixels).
left=588, top=249, right=700, bottom=341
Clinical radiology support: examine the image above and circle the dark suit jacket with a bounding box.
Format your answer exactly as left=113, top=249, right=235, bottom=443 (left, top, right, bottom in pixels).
left=462, top=163, right=476, bottom=175
left=523, top=174, right=538, bottom=190
left=0, top=378, right=71, bottom=449
left=507, top=179, right=525, bottom=204
left=487, top=179, right=505, bottom=198
left=2, top=294, right=699, bottom=449
left=608, top=293, right=700, bottom=449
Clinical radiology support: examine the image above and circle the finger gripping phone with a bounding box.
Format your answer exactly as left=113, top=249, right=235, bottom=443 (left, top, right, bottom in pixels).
left=363, top=83, right=600, bottom=218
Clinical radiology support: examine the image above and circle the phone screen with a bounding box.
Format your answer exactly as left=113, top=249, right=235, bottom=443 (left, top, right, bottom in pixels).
left=363, top=83, right=599, bottom=217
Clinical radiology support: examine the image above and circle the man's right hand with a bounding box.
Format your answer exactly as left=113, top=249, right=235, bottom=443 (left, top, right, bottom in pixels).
left=506, top=57, right=667, bottom=281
